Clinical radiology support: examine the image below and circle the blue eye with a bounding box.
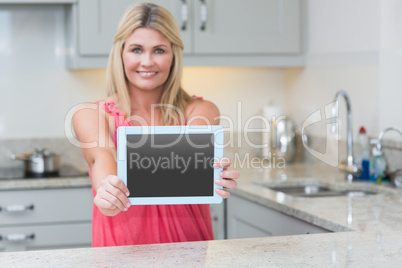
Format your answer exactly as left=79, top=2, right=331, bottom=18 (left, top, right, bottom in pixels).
left=132, top=48, right=141, bottom=53
left=155, top=48, right=164, bottom=54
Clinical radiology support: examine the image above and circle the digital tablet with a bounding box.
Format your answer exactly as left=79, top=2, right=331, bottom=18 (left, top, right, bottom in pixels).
left=117, top=125, right=224, bottom=205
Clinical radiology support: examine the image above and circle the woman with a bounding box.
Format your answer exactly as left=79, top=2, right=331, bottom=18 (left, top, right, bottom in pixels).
left=72, top=2, right=239, bottom=247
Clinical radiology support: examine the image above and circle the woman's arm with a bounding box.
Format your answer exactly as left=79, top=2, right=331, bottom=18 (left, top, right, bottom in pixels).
left=72, top=103, right=130, bottom=216
left=185, top=99, right=240, bottom=198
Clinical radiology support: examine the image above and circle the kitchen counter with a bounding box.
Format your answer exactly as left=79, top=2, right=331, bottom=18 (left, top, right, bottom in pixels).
left=1, top=231, right=402, bottom=267
left=0, top=176, right=91, bottom=191
left=2, top=162, right=402, bottom=267
left=233, top=162, right=402, bottom=234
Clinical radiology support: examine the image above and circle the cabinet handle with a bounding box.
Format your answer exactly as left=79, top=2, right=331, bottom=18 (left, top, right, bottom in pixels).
left=181, top=0, right=188, bottom=31
left=4, top=233, right=35, bottom=242
left=200, top=0, right=208, bottom=31
left=0, top=204, right=34, bottom=213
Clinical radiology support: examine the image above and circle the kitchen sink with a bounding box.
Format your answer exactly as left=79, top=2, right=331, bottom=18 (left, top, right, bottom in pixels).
left=259, top=183, right=379, bottom=198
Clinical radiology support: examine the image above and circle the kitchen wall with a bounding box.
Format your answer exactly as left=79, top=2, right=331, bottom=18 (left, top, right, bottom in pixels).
left=0, top=5, right=284, bottom=142
left=182, top=67, right=285, bottom=131
left=0, top=5, right=106, bottom=139
left=284, top=0, right=402, bottom=141
left=283, top=0, right=402, bottom=169
left=1, top=2, right=401, bottom=169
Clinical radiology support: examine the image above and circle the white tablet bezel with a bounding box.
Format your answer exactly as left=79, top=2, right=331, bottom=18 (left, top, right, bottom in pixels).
left=117, top=125, right=224, bottom=205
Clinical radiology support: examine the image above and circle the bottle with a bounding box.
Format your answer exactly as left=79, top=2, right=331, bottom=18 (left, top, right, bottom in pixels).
left=370, top=146, right=387, bottom=184
left=357, top=126, right=370, bottom=180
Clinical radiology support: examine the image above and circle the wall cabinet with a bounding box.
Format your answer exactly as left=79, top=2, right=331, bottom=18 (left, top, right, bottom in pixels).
left=76, top=0, right=185, bottom=56
left=190, top=0, right=301, bottom=55
left=0, top=187, right=92, bottom=252
left=0, top=0, right=76, bottom=3
left=67, top=0, right=303, bottom=69
left=227, top=195, right=329, bottom=239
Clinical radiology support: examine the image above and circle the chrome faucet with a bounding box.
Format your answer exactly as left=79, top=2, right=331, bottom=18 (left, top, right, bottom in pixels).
left=374, top=127, right=402, bottom=152
left=370, top=127, right=402, bottom=183
left=331, top=90, right=361, bottom=182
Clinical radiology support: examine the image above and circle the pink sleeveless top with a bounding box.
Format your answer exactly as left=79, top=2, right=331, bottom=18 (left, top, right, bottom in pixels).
left=91, top=99, right=213, bottom=247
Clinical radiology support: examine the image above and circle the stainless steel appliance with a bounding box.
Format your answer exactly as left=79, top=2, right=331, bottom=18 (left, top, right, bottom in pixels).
left=264, top=118, right=306, bottom=163
left=11, top=148, right=60, bottom=176
left=0, top=163, right=88, bottom=180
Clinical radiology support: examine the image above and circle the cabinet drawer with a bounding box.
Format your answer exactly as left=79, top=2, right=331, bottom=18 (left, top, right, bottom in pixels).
left=0, top=223, right=91, bottom=252
left=0, top=188, right=92, bottom=226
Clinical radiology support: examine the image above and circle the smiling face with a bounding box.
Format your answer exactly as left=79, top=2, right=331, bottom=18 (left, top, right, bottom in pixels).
left=122, top=27, right=174, bottom=94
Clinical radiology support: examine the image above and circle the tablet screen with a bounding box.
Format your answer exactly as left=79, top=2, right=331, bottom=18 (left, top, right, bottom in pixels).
left=126, top=133, right=215, bottom=197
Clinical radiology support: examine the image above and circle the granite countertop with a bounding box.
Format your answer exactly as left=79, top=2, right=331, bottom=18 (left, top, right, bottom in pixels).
left=0, top=176, right=91, bottom=191
left=233, top=162, right=402, bottom=234
left=2, top=162, right=402, bottom=267
left=2, top=231, right=402, bottom=267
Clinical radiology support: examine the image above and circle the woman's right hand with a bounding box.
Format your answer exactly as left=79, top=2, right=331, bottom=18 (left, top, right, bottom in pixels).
left=94, top=175, right=131, bottom=216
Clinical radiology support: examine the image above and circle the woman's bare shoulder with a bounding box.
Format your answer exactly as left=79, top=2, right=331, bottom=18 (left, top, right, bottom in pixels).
left=72, top=103, right=99, bottom=130
left=72, top=97, right=110, bottom=126
left=73, top=96, right=115, bottom=115
left=185, top=98, right=220, bottom=125
left=74, top=101, right=100, bottom=118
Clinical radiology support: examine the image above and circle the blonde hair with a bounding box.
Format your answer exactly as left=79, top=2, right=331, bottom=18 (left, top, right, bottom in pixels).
left=106, top=2, right=192, bottom=125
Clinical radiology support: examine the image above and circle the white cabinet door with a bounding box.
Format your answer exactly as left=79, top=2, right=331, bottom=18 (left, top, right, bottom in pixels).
left=0, top=188, right=92, bottom=226
left=192, top=0, right=301, bottom=54
left=227, top=195, right=281, bottom=239
left=0, top=223, right=91, bottom=252
left=0, top=187, right=92, bottom=252
left=78, top=0, right=191, bottom=56
left=227, top=195, right=329, bottom=239
left=210, top=202, right=225, bottom=240
left=69, top=0, right=303, bottom=68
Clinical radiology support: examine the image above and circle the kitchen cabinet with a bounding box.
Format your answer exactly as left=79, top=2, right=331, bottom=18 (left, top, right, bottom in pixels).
left=67, top=0, right=303, bottom=68
left=0, top=187, right=92, bottom=252
left=76, top=0, right=186, bottom=56
left=227, top=195, right=329, bottom=239
left=0, top=0, right=76, bottom=3
left=190, top=0, right=301, bottom=55
left=210, top=202, right=225, bottom=240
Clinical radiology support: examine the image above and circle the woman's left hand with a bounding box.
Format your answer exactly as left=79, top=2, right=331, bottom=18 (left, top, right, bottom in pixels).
left=214, top=157, right=240, bottom=199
